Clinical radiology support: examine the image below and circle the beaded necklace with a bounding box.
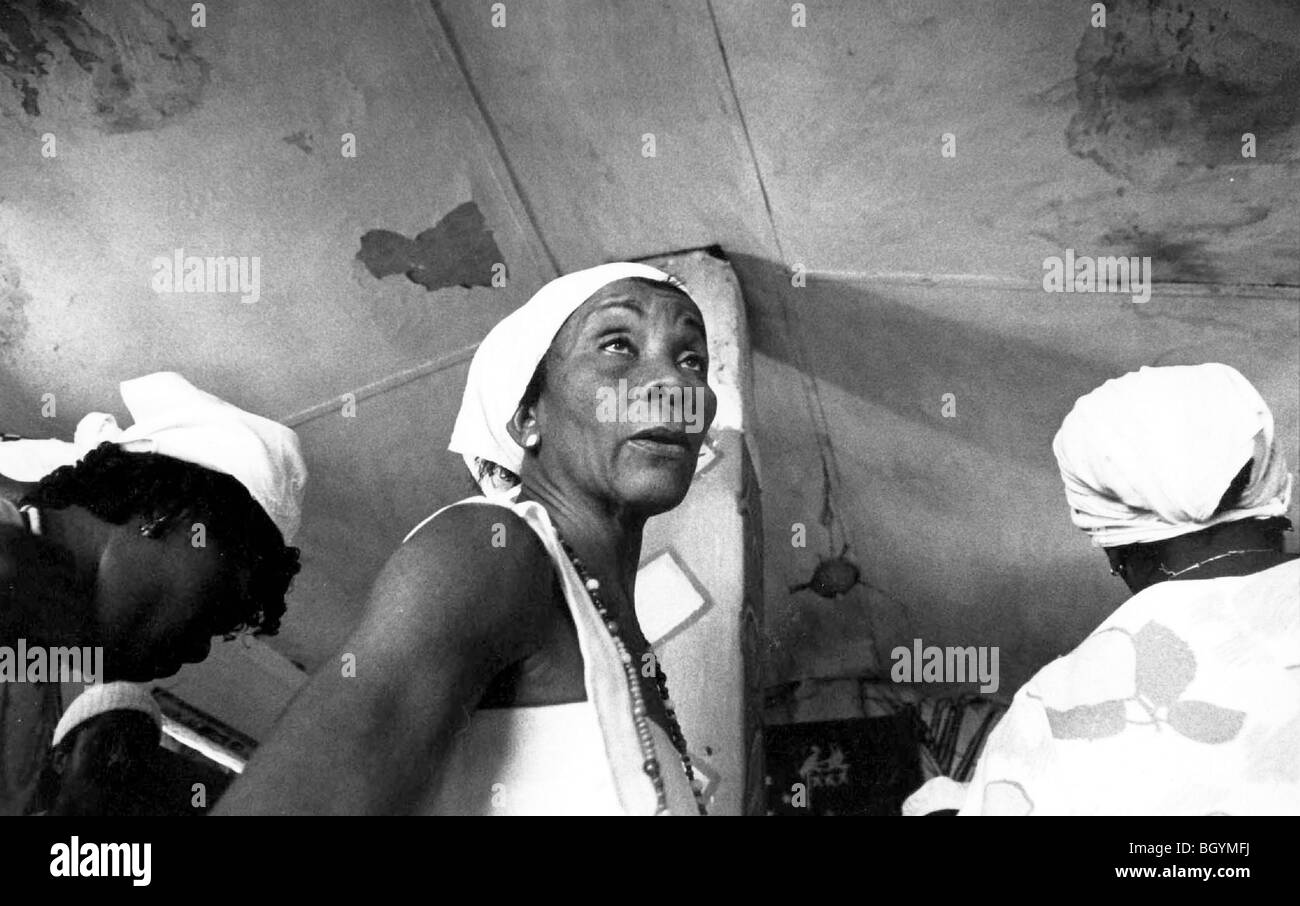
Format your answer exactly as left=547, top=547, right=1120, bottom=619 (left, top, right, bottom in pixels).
left=555, top=533, right=707, bottom=816
left=1157, top=548, right=1275, bottom=578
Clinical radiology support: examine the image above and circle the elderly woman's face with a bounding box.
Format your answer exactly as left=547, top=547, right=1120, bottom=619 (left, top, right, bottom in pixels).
left=528, top=278, right=717, bottom=513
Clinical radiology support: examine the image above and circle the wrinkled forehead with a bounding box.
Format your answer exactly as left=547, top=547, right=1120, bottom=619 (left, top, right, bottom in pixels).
left=552, top=277, right=706, bottom=348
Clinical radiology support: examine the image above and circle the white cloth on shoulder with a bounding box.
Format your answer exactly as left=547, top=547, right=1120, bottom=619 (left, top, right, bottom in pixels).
left=1052, top=363, right=1292, bottom=548
left=51, top=682, right=162, bottom=748
left=959, top=560, right=1300, bottom=815
left=404, top=496, right=701, bottom=815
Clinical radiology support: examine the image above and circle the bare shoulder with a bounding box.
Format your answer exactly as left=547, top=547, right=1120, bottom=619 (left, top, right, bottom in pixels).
left=397, top=500, right=552, bottom=587
left=364, top=502, right=556, bottom=663
left=215, top=502, right=560, bottom=814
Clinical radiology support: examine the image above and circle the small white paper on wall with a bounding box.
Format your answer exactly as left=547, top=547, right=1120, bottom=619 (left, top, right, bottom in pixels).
left=635, top=550, right=708, bottom=646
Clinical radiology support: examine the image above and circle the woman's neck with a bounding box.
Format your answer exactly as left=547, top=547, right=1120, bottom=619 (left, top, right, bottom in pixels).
left=1122, top=518, right=1294, bottom=592
left=516, top=477, right=644, bottom=603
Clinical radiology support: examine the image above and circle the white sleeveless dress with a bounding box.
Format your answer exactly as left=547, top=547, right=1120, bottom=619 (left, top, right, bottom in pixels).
left=405, top=496, right=700, bottom=816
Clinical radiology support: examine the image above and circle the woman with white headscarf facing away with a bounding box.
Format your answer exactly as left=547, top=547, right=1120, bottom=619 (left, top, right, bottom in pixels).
left=219, top=263, right=717, bottom=815
left=959, top=363, right=1299, bottom=815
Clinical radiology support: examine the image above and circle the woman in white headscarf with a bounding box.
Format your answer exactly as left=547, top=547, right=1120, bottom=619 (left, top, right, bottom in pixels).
left=219, top=263, right=717, bottom=815
left=0, top=372, right=306, bottom=815
left=959, top=363, right=1299, bottom=816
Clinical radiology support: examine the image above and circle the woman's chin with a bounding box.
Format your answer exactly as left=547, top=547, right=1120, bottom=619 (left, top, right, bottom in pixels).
left=619, top=474, right=694, bottom=514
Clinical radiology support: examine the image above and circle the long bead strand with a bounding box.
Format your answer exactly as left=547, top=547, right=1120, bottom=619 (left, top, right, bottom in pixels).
left=556, top=535, right=707, bottom=816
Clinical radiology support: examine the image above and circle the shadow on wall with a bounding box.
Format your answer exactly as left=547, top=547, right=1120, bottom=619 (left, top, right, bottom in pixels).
left=732, top=252, right=1147, bottom=471
left=726, top=252, right=1300, bottom=698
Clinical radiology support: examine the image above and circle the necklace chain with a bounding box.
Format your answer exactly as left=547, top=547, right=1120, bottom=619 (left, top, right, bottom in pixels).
left=554, top=532, right=707, bottom=816
left=1158, top=548, right=1274, bottom=578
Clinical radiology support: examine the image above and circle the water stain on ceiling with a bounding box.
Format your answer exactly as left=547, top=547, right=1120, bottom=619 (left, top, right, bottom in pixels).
left=0, top=0, right=207, bottom=131
left=1096, top=206, right=1274, bottom=282
left=1067, top=0, right=1300, bottom=183
left=0, top=246, right=32, bottom=355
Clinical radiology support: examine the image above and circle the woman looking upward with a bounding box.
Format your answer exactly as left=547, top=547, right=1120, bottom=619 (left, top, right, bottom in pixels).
left=218, top=263, right=717, bottom=815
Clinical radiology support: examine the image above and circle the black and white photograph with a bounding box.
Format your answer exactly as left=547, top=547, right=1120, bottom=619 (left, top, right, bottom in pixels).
left=0, top=0, right=1296, bottom=875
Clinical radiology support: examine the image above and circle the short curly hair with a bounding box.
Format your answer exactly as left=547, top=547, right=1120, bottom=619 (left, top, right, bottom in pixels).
left=21, top=442, right=300, bottom=637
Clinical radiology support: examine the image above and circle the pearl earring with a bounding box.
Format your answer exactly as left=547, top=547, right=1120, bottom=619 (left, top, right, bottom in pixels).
left=523, top=433, right=539, bottom=449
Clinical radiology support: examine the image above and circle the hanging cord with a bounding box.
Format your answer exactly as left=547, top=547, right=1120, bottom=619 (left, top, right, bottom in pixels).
left=773, top=281, right=922, bottom=658
left=915, top=695, right=1008, bottom=781
left=771, top=267, right=847, bottom=552
left=954, top=704, right=1005, bottom=782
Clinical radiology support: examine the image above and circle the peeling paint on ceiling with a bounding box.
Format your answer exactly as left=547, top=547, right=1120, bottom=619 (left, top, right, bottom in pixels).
left=0, top=0, right=208, bottom=131
left=357, top=201, right=504, bottom=291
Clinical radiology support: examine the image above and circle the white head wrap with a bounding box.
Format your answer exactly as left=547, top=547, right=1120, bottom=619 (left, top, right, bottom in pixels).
left=1052, top=363, right=1293, bottom=547
left=449, top=262, right=680, bottom=498
left=51, top=682, right=162, bottom=748
left=0, top=372, right=307, bottom=544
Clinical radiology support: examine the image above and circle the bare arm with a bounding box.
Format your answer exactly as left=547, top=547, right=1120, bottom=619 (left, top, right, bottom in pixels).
left=213, top=504, right=553, bottom=815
